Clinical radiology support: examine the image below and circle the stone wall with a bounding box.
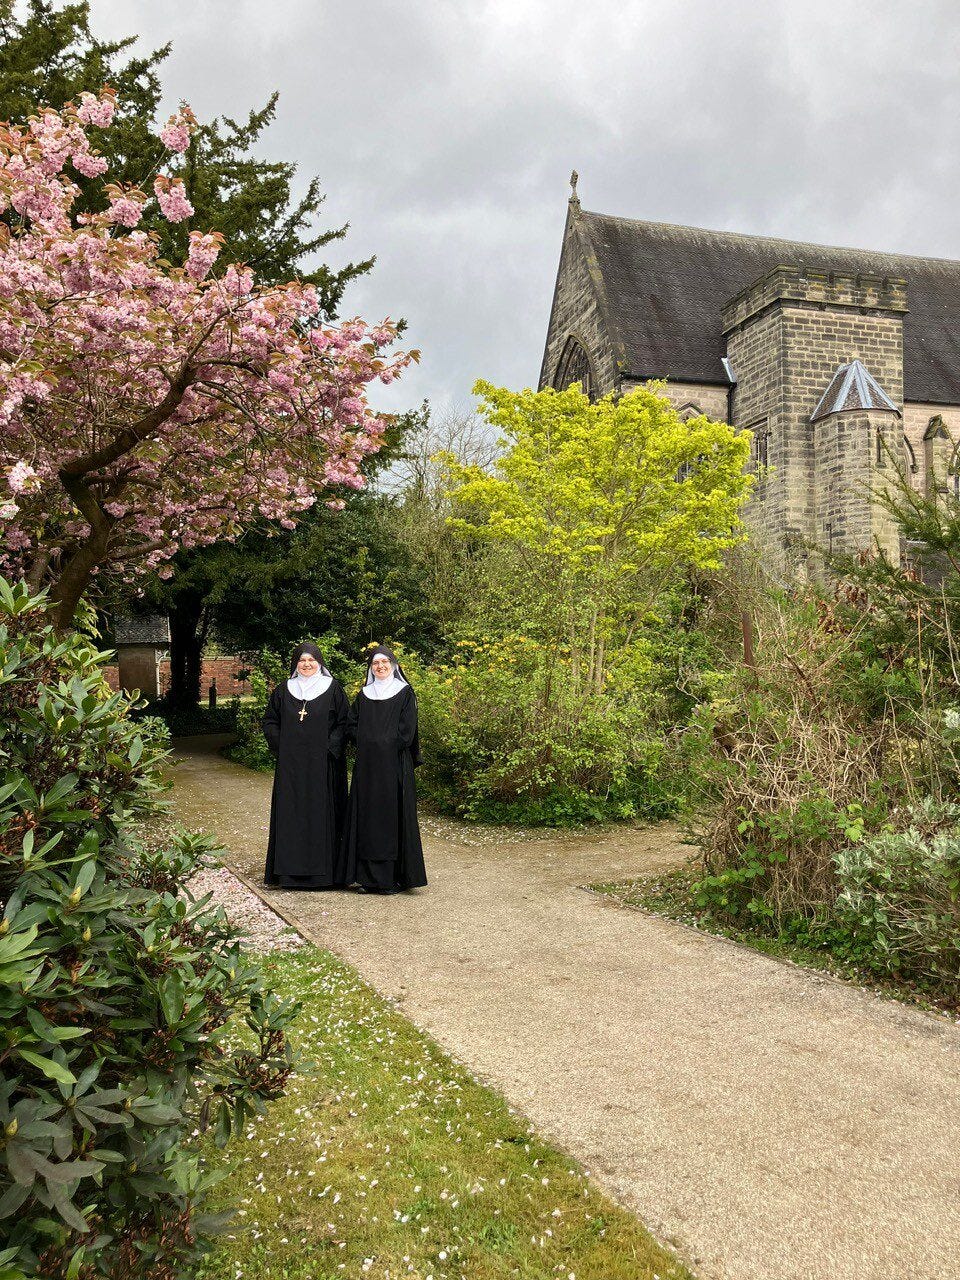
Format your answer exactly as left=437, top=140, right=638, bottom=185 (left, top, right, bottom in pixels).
left=723, top=266, right=906, bottom=566
left=539, top=207, right=618, bottom=395
left=813, top=408, right=901, bottom=563
left=724, top=307, right=784, bottom=550
left=535, top=231, right=960, bottom=567
left=620, top=377, right=730, bottom=422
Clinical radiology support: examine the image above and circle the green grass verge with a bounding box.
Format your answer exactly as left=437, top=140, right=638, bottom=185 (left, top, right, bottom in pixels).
left=591, top=868, right=958, bottom=1017
left=197, top=945, right=692, bottom=1280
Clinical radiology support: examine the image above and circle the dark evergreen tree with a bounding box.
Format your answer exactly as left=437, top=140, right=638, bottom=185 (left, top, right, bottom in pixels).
left=208, top=496, right=446, bottom=662
left=830, top=466, right=960, bottom=695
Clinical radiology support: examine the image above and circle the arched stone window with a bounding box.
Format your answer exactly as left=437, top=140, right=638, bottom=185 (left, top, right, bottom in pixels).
left=553, top=335, right=595, bottom=399
left=675, top=404, right=712, bottom=484
left=925, top=415, right=956, bottom=498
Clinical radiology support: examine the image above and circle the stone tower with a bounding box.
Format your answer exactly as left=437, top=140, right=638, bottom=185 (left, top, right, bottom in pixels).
left=721, top=266, right=906, bottom=568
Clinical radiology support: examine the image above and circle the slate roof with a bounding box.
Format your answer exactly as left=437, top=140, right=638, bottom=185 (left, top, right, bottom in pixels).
left=576, top=210, right=960, bottom=404
left=113, top=615, right=171, bottom=646
left=811, top=360, right=900, bottom=422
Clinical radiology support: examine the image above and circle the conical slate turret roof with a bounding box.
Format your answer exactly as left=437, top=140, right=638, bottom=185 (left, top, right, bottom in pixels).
left=810, top=360, right=899, bottom=422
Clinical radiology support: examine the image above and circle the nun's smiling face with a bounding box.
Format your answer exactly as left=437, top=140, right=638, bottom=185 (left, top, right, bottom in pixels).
left=297, top=653, right=320, bottom=677
left=371, top=654, right=393, bottom=680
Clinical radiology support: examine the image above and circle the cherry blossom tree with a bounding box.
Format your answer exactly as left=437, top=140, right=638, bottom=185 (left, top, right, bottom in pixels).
left=0, top=91, right=414, bottom=626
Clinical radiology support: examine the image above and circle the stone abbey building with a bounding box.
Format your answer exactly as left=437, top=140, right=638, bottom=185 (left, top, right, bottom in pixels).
left=539, top=178, right=960, bottom=569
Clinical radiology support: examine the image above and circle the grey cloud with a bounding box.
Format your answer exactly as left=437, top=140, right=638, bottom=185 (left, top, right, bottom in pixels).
left=92, top=0, right=960, bottom=414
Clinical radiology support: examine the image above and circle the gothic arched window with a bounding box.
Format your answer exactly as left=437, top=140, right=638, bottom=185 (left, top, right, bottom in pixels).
left=553, top=335, right=595, bottom=399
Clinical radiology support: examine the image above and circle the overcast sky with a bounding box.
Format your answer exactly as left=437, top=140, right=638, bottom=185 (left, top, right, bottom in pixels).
left=89, top=0, right=960, bottom=417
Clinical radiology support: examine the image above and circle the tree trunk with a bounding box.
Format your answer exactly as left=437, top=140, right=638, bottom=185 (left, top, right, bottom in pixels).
left=26, top=546, right=54, bottom=593
left=49, top=530, right=111, bottom=630
left=167, top=591, right=205, bottom=708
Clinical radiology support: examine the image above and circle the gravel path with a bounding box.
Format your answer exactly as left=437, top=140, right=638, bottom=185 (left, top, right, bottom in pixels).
left=170, top=736, right=960, bottom=1280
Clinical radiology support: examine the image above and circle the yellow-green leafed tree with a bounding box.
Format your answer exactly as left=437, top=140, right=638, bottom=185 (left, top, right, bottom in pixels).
left=441, top=380, right=754, bottom=692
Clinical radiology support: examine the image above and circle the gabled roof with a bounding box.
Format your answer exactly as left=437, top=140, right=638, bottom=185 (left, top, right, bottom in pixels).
left=576, top=209, right=960, bottom=404
left=811, top=360, right=900, bottom=422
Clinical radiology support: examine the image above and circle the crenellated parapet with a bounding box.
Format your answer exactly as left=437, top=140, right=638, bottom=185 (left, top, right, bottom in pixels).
left=722, top=266, right=908, bottom=337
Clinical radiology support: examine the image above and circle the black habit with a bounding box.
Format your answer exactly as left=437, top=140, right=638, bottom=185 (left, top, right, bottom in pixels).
left=342, top=656, right=427, bottom=893
left=262, top=656, right=350, bottom=888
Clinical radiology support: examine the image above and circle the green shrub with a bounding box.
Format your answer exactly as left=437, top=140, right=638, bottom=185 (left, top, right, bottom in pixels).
left=227, top=648, right=288, bottom=771
left=0, top=580, right=299, bottom=1279
left=407, top=636, right=679, bottom=825
left=834, top=801, right=960, bottom=995
left=684, top=590, right=919, bottom=922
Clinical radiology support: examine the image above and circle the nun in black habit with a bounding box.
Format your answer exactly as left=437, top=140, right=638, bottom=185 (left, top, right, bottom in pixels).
left=342, top=647, right=427, bottom=894
left=262, top=642, right=350, bottom=888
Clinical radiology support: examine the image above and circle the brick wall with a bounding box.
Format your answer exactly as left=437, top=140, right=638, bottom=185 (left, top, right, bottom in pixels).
left=102, top=656, right=252, bottom=697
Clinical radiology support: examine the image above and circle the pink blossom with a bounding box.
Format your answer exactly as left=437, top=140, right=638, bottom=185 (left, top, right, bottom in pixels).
left=0, top=98, right=412, bottom=594
left=154, top=178, right=194, bottom=224
left=185, top=231, right=221, bottom=281
left=77, top=92, right=116, bottom=129
left=6, top=461, right=38, bottom=494
left=159, top=105, right=196, bottom=154
left=222, top=263, right=254, bottom=296
left=160, top=123, right=191, bottom=154
left=268, top=368, right=296, bottom=395
left=108, top=195, right=144, bottom=228
left=72, top=151, right=108, bottom=178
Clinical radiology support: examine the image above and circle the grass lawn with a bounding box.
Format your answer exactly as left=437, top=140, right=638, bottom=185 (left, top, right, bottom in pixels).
left=591, top=867, right=959, bottom=1018
left=197, top=945, right=692, bottom=1280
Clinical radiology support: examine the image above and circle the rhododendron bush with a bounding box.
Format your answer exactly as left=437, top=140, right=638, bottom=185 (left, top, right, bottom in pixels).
left=0, top=90, right=413, bottom=625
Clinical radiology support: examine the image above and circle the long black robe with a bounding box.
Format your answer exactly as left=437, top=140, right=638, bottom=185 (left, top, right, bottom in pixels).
left=262, top=680, right=350, bottom=888
left=341, top=684, right=427, bottom=891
